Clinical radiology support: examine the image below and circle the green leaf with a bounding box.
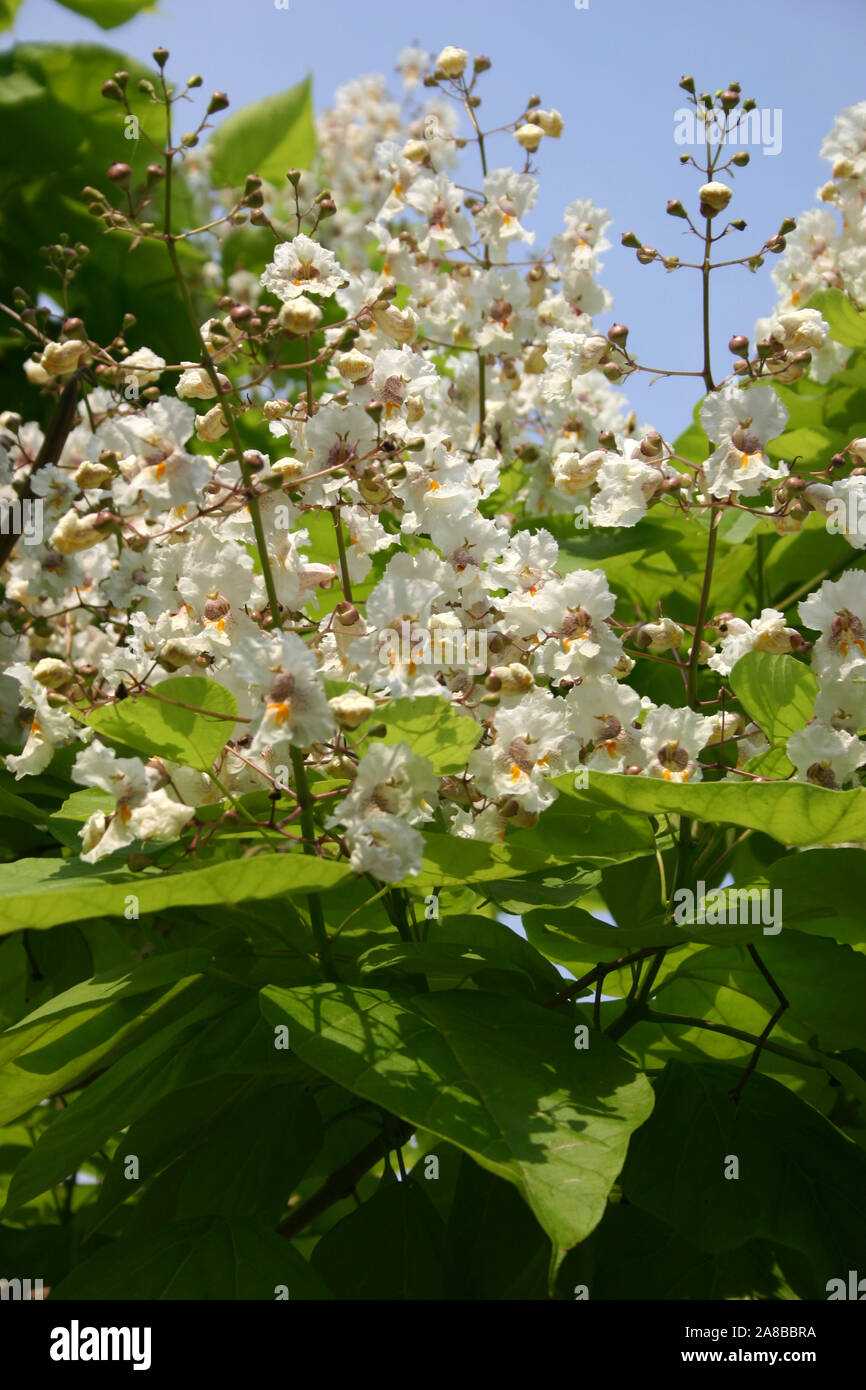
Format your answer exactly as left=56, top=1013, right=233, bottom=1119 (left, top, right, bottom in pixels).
left=54, top=0, right=157, bottom=28
left=0, top=45, right=202, bottom=421
left=85, top=1074, right=252, bottom=1235
left=558, top=770, right=866, bottom=847
left=621, top=1060, right=866, bottom=1285
left=442, top=1152, right=549, bottom=1299
left=208, top=76, right=316, bottom=191
left=260, top=984, right=654, bottom=1249
left=0, top=969, right=203, bottom=1129
left=557, top=1202, right=802, bottom=1300
left=370, top=695, right=481, bottom=773
left=176, top=1083, right=322, bottom=1222
left=0, top=0, right=23, bottom=33
left=0, top=776, right=50, bottom=826
left=51, top=1215, right=330, bottom=1299
left=0, top=851, right=353, bottom=933
left=84, top=676, right=238, bottom=772
left=311, top=1180, right=444, bottom=1299
left=47, top=788, right=113, bottom=847
left=729, top=650, right=818, bottom=747
left=806, top=288, right=866, bottom=349
left=766, top=848, right=866, bottom=949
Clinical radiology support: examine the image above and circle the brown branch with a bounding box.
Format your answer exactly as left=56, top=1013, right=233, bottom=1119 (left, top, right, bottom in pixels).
left=0, top=372, right=81, bottom=568
left=278, top=1119, right=414, bottom=1240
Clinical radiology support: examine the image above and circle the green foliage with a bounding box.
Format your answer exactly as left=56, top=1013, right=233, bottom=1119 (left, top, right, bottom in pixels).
left=83, top=677, right=238, bottom=772
left=208, top=77, right=316, bottom=189
left=1, top=35, right=865, bottom=1307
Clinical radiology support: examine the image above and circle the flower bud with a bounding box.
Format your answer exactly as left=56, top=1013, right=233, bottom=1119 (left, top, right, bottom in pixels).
left=435, top=46, right=469, bottom=78
left=532, top=108, right=563, bottom=137
left=489, top=662, right=533, bottom=695
left=731, top=151, right=750, bottom=166
left=333, top=600, right=361, bottom=628
left=107, top=162, right=132, bottom=186
left=277, top=296, right=323, bottom=334
left=195, top=404, right=229, bottom=441
left=833, top=157, right=856, bottom=180
left=33, top=658, right=74, bottom=690
left=402, top=138, right=429, bottom=164
left=335, top=348, right=373, bottom=383
left=371, top=303, right=418, bottom=345
left=666, top=199, right=687, bottom=219
left=74, top=460, right=114, bottom=490
left=207, top=91, right=230, bottom=114
left=329, top=692, right=376, bottom=730
left=514, top=123, right=543, bottom=152
left=698, top=181, right=732, bottom=216
left=50, top=510, right=114, bottom=554
left=40, top=339, right=90, bottom=376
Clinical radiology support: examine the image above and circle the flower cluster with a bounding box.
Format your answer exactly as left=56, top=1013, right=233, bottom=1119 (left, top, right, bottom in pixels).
left=2, top=53, right=865, bottom=885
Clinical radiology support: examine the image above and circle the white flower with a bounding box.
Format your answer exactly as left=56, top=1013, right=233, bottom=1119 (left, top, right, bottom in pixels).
left=800, top=571, right=866, bottom=680
left=469, top=688, right=568, bottom=813
left=699, top=383, right=789, bottom=500
left=590, top=441, right=666, bottom=528
left=176, top=365, right=227, bottom=400
left=344, top=813, right=424, bottom=881
left=261, top=234, right=347, bottom=302
left=121, top=347, right=165, bottom=386
left=71, top=741, right=194, bottom=863
left=332, top=741, right=438, bottom=827
left=637, top=706, right=715, bottom=782
left=249, top=632, right=334, bottom=752
left=708, top=608, right=798, bottom=676
left=787, top=722, right=866, bottom=788
left=565, top=676, right=642, bottom=772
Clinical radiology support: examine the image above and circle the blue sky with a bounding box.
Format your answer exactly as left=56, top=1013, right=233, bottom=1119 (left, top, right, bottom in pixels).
left=6, top=0, right=865, bottom=434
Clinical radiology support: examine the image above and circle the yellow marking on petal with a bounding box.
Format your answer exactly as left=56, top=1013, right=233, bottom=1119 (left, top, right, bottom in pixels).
left=428, top=479, right=440, bottom=490
left=119, top=803, right=132, bottom=824
left=267, top=700, right=292, bottom=725
left=510, top=763, right=522, bottom=780
left=791, top=290, right=800, bottom=306
left=682, top=769, right=690, bottom=782
left=662, top=768, right=672, bottom=781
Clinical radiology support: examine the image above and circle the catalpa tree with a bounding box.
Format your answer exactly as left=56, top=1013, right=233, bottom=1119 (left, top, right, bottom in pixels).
left=0, top=24, right=865, bottom=1301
